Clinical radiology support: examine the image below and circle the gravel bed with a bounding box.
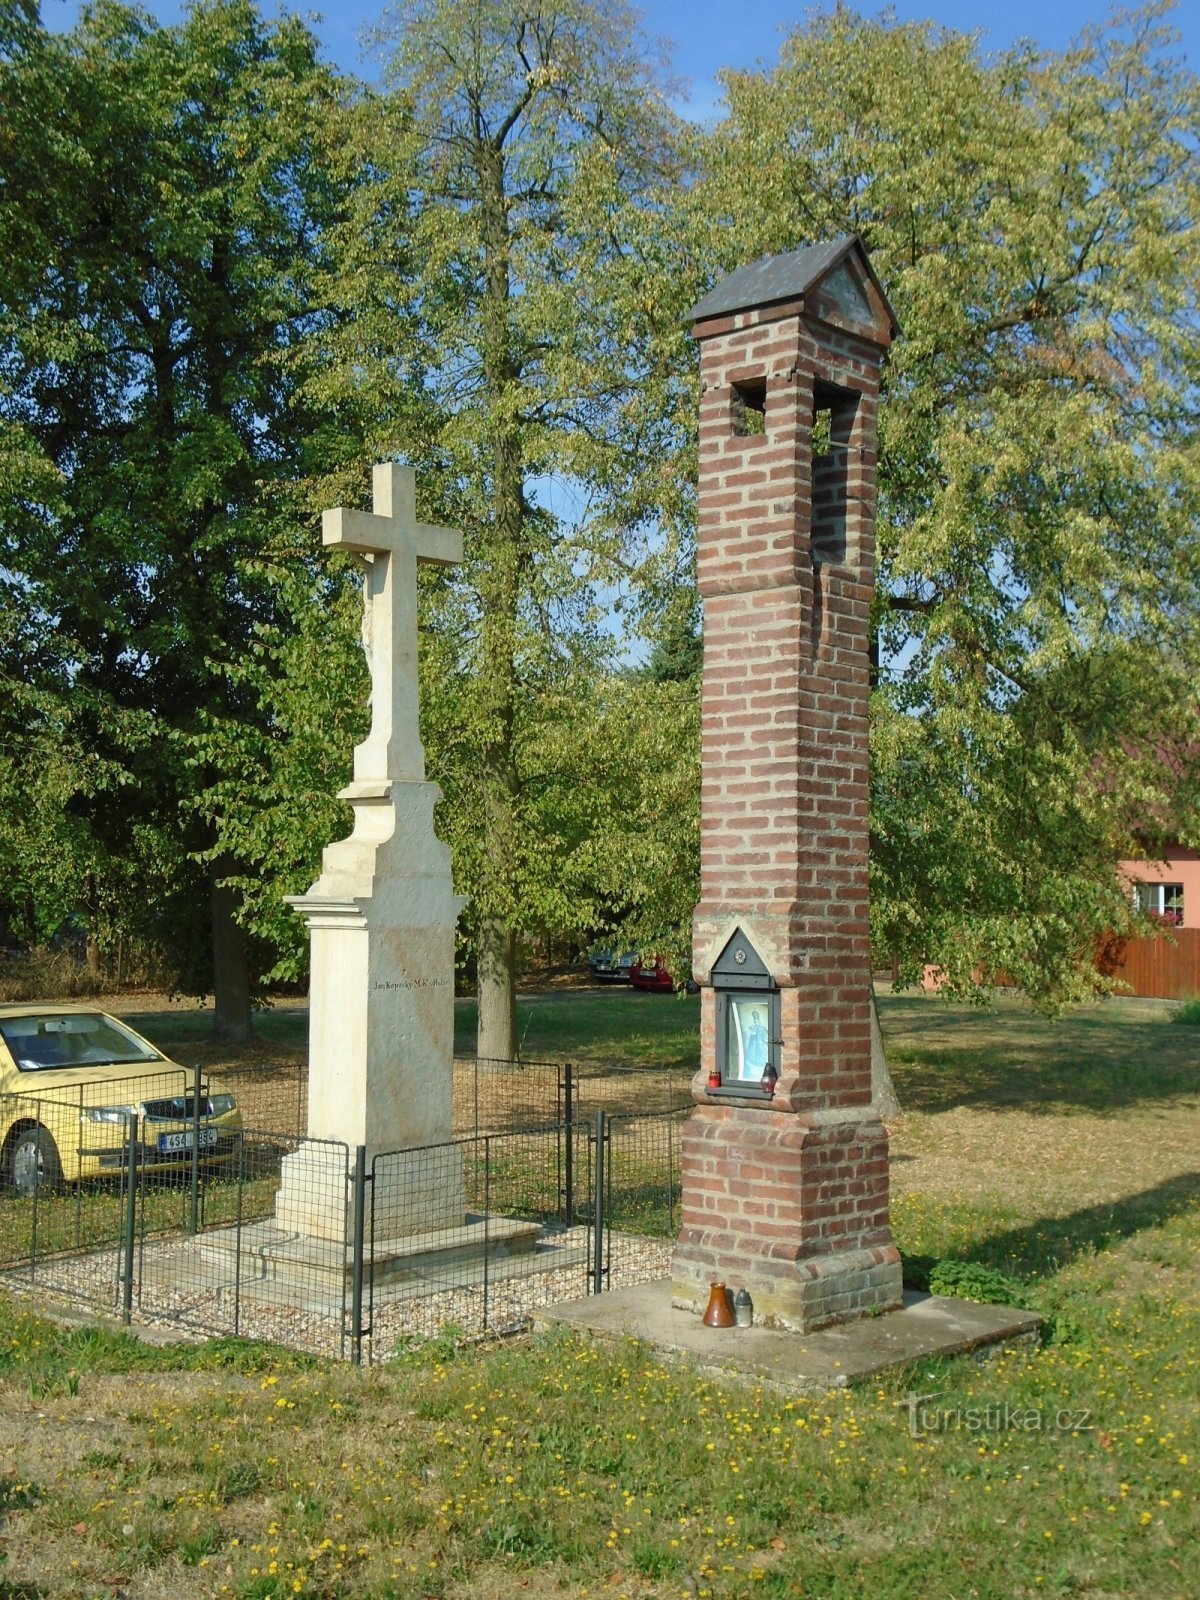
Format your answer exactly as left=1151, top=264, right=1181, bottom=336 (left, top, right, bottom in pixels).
left=0, top=1226, right=673, bottom=1361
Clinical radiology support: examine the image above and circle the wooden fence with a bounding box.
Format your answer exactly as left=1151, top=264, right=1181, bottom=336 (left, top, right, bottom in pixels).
left=1112, top=929, right=1200, bottom=1000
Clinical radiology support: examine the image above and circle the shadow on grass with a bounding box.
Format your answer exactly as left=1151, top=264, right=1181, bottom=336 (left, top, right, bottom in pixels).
left=963, top=1171, right=1200, bottom=1280
left=882, top=996, right=1200, bottom=1116
left=123, top=1008, right=308, bottom=1049
left=454, top=991, right=701, bottom=1070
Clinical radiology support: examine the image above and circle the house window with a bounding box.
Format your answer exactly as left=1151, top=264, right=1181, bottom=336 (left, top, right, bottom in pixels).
left=1133, top=882, right=1184, bottom=926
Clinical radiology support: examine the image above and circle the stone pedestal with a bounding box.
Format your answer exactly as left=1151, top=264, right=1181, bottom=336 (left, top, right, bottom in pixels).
left=671, top=1103, right=900, bottom=1329
left=276, top=777, right=467, bottom=1239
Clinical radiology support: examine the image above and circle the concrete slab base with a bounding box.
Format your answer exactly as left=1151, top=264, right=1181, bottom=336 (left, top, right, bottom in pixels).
left=532, top=1279, right=1041, bottom=1391
left=139, top=1212, right=551, bottom=1317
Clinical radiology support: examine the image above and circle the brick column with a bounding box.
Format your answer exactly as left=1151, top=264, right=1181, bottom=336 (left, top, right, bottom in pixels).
left=671, top=242, right=904, bottom=1330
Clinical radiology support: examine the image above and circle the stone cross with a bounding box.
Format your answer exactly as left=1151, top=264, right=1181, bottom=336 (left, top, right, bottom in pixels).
left=323, top=463, right=462, bottom=784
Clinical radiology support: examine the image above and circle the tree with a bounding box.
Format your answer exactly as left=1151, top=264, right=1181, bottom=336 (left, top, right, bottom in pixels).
left=323, top=0, right=690, bottom=1057
left=0, top=0, right=354, bottom=1034
left=683, top=4, right=1200, bottom=1007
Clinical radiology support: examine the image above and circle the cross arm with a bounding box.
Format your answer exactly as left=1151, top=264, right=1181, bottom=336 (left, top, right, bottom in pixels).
left=322, top=506, right=390, bottom=556
left=415, top=523, right=464, bottom=567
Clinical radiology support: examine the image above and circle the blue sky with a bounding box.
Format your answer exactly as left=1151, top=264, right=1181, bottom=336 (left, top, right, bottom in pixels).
left=45, top=0, right=1199, bottom=118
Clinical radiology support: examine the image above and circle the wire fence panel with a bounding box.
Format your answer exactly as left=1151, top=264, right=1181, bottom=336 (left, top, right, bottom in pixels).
left=130, top=1132, right=351, bottom=1356
left=595, top=1110, right=688, bottom=1295
left=206, top=1060, right=307, bottom=1139
left=365, top=1126, right=592, bottom=1360
left=451, top=1057, right=568, bottom=1136
left=0, top=1056, right=695, bottom=1360
left=0, top=1090, right=130, bottom=1310
left=573, top=1065, right=695, bottom=1122
left=451, top=1057, right=696, bottom=1138
left=0, top=1070, right=193, bottom=1310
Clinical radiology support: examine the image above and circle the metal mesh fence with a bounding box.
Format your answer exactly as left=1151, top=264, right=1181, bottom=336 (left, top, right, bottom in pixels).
left=451, top=1057, right=565, bottom=1136
left=365, top=1124, right=591, bottom=1359
left=205, top=1059, right=307, bottom=1140
left=0, top=1084, right=352, bottom=1356
left=186, top=1054, right=694, bottom=1143
left=0, top=1089, right=131, bottom=1306
left=130, top=1131, right=351, bottom=1358
left=590, top=1109, right=688, bottom=1297
left=0, top=1060, right=694, bottom=1360
left=451, top=1057, right=695, bottom=1137
left=0, top=1068, right=194, bottom=1294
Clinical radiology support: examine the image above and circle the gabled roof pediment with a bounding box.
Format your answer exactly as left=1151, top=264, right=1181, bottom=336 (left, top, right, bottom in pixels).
left=689, top=234, right=900, bottom=344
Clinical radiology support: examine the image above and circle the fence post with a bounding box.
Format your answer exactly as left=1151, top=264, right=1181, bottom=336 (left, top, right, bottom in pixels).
left=233, top=1129, right=245, bottom=1339
left=29, top=1098, right=40, bottom=1283
left=74, top=1085, right=84, bottom=1251
left=350, top=1145, right=368, bottom=1367
left=121, top=1113, right=139, bottom=1325
left=188, top=1059, right=203, bottom=1235
left=482, top=1136, right=492, bottom=1333
left=563, top=1061, right=575, bottom=1227
left=591, top=1110, right=606, bottom=1296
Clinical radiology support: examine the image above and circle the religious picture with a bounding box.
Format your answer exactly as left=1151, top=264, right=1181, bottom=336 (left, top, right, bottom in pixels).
left=726, top=999, right=770, bottom=1082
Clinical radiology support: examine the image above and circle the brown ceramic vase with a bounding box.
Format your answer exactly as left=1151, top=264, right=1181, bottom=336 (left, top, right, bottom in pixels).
left=702, top=1282, right=735, bottom=1328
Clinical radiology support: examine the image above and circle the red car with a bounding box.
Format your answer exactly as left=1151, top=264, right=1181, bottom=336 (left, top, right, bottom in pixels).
left=629, top=957, right=674, bottom=992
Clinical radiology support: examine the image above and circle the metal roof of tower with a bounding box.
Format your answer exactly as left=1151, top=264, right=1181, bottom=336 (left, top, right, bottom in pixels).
left=688, top=234, right=900, bottom=337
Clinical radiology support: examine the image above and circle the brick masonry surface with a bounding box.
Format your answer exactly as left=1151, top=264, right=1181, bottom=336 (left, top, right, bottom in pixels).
left=672, top=246, right=904, bottom=1330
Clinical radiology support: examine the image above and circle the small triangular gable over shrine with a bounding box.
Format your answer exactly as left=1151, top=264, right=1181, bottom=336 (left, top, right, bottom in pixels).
left=688, top=234, right=900, bottom=347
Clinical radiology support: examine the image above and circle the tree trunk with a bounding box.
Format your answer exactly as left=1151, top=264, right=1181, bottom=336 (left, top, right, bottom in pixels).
left=477, top=914, right=517, bottom=1063
left=870, top=982, right=901, bottom=1119
left=210, top=862, right=253, bottom=1044
left=472, top=135, right=525, bottom=1065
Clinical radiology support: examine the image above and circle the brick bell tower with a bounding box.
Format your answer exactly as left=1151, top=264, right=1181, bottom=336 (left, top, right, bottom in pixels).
left=671, top=236, right=904, bottom=1331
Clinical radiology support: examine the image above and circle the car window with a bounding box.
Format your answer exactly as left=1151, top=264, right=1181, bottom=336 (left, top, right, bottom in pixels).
left=0, top=1013, right=163, bottom=1071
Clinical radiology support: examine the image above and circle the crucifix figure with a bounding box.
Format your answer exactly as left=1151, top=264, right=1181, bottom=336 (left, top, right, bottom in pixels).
left=323, top=463, right=462, bottom=785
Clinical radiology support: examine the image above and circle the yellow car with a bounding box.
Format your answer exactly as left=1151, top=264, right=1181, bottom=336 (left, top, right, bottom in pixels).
left=0, top=1004, right=241, bottom=1196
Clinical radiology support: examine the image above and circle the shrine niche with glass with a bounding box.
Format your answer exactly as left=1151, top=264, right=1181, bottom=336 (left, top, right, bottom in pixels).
left=709, top=929, right=780, bottom=1097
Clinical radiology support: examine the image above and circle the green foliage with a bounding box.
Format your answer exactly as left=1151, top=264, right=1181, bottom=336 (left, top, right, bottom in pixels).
left=294, top=0, right=698, bottom=1050
left=1170, top=997, right=1200, bottom=1025
left=898, top=1252, right=936, bottom=1291
left=0, top=0, right=359, bottom=1011
left=0, top=1304, right=317, bottom=1387
left=900, top=1252, right=1030, bottom=1311
left=926, top=1258, right=1026, bottom=1307
left=389, top=1321, right=469, bottom=1367
left=688, top=5, right=1200, bottom=1006
left=4, top=0, right=1199, bottom=1025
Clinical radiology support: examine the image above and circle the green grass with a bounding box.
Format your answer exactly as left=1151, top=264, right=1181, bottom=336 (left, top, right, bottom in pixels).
left=0, top=1277, right=1194, bottom=1598
left=122, top=1005, right=310, bottom=1050
left=0, top=991, right=1195, bottom=1598
left=881, top=992, right=1199, bottom=1115
left=121, top=985, right=701, bottom=1070
left=453, top=987, right=702, bottom=1067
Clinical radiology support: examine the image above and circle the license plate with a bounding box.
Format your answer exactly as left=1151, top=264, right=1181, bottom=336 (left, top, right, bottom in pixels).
left=158, top=1127, right=218, bottom=1154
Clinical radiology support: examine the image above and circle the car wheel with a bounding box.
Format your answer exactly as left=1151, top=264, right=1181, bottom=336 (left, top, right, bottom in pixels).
left=9, top=1126, right=63, bottom=1198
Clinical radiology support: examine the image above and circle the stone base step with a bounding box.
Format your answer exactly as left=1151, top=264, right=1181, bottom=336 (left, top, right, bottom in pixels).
left=137, top=1212, right=578, bottom=1314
